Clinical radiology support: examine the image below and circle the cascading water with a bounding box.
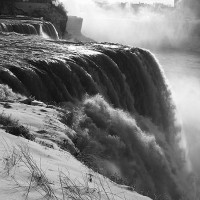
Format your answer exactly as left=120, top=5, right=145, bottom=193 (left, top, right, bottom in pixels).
left=0, top=33, right=195, bottom=200
left=0, top=20, right=58, bottom=39
left=40, top=21, right=59, bottom=40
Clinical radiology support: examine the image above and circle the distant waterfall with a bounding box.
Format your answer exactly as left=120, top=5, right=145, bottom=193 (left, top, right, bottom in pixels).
left=41, top=21, right=59, bottom=40
left=0, top=21, right=58, bottom=39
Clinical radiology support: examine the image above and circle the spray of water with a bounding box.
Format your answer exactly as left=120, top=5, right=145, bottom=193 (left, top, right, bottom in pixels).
left=157, top=50, right=200, bottom=199
left=39, top=25, right=50, bottom=39
left=62, top=0, right=200, bottom=49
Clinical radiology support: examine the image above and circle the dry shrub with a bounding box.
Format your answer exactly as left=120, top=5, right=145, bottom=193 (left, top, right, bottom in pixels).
left=2, top=145, right=57, bottom=200
left=0, top=112, right=35, bottom=141
left=2, top=144, right=128, bottom=200
left=0, top=84, right=24, bottom=101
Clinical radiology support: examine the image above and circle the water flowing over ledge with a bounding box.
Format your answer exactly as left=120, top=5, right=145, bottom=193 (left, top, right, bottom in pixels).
left=0, top=16, right=58, bottom=39
left=0, top=33, right=194, bottom=200
left=0, top=35, right=171, bottom=131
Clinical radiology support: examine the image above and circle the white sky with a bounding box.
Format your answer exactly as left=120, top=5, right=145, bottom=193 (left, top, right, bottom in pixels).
left=60, top=0, right=174, bottom=9
left=95, top=0, right=174, bottom=5
left=61, top=0, right=174, bottom=16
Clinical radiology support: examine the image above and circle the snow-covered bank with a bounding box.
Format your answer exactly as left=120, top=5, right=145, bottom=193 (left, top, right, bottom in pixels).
left=0, top=101, right=151, bottom=200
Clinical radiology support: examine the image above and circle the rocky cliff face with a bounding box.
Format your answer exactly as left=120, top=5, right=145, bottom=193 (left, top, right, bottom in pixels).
left=64, top=16, right=94, bottom=42
left=66, top=16, right=83, bottom=36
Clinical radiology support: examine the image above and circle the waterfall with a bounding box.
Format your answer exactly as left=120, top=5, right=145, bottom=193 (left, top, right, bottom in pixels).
left=41, top=21, right=59, bottom=40
left=0, top=21, right=58, bottom=39
left=0, top=34, right=195, bottom=200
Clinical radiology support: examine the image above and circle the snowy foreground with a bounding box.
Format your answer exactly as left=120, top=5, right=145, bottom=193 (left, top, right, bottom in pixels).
left=0, top=101, right=151, bottom=200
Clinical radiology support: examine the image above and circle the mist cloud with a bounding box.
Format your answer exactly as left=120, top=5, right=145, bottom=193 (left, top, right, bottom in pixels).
left=179, top=0, right=200, bottom=18
left=62, top=0, right=199, bottom=50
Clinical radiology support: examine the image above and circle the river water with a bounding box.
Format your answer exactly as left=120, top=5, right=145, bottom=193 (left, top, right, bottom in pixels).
left=155, top=50, right=200, bottom=174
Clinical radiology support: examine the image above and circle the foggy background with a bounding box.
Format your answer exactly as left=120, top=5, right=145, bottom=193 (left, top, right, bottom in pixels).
left=62, top=0, right=200, bottom=49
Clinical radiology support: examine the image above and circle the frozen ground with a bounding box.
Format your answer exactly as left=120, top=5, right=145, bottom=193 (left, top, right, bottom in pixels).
left=0, top=100, right=151, bottom=200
